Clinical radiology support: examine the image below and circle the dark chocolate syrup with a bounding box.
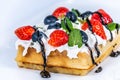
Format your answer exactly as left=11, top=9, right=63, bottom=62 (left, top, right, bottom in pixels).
left=110, top=50, right=120, bottom=57
left=94, top=11, right=113, bottom=41
left=32, top=26, right=50, bottom=78
left=38, top=38, right=50, bottom=78
left=86, top=18, right=101, bottom=58
left=94, top=41, right=100, bottom=57
left=95, top=66, right=102, bottom=73
left=85, top=43, right=97, bottom=65
left=116, top=23, right=119, bottom=34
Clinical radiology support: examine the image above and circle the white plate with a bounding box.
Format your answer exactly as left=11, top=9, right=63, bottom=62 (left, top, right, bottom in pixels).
left=0, top=0, right=120, bottom=80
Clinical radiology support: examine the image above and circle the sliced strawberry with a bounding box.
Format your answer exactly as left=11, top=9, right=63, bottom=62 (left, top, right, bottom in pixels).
left=48, top=30, right=68, bottom=47
left=15, top=25, right=35, bottom=40
left=91, top=19, right=107, bottom=39
left=81, top=19, right=107, bottom=39
left=81, top=22, right=89, bottom=31
left=92, top=9, right=113, bottom=24
left=52, top=7, right=69, bottom=19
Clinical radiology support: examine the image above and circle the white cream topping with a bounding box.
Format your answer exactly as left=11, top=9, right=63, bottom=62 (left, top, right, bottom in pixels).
left=15, top=19, right=117, bottom=58
left=15, top=39, right=41, bottom=56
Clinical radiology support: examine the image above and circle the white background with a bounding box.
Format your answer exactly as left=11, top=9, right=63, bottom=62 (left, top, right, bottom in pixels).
left=0, top=0, right=120, bottom=80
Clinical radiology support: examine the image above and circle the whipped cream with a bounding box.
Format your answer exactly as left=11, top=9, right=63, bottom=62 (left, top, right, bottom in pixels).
left=15, top=39, right=41, bottom=56
left=15, top=17, right=117, bottom=58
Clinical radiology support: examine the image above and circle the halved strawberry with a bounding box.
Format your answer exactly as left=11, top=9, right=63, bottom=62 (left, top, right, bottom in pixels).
left=15, top=25, right=35, bottom=40
left=48, top=30, right=68, bottom=47
left=81, top=19, right=107, bottom=39
left=91, top=19, right=107, bottom=39
left=52, top=7, right=69, bottom=19
left=81, top=22, right=89, bottom=31
left=92, top=9, right=113, bottom=24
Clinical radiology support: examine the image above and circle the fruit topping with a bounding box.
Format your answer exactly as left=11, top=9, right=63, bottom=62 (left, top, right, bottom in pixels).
left=81, top=22, right=89, bottom=31
left=32, top=30, right=48, bottom=42
left=80, top=11, right=93, bottom=20
left=44, top=15, right=58, bottom=25
left=66, top=11, right=77, bottom=22
left=92, top=9, right=113, bottom=25
left=48, top=30, right=68, bottom=47
left=15, top=25, right=35, bottom=40
left=82, top=19, right=107, bottom=39
left=47, top=22, right=61, bottom=29
left=68, top=29, right=83, bottom=48
left=52, top=7, right=69, bottom=19
left=91, top=19, right=107, bottom=39
left=80, top=30, right=88, bottom=43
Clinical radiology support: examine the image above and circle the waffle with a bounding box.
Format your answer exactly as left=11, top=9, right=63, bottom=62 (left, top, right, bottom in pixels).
left=15, top=32, right=120, bottom=75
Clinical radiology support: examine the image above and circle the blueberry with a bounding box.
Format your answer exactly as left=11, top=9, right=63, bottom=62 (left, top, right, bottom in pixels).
left=32, top=31, right=39, bottom=42
left=80, top=30, right=88, bottom=43
left=47, top=22, right=61, bottom=29
left=66, top=11, right=77, bottom=22
left=44, top=15, right=58, bottom=25
left=32, top=30, right=48, bottom=42
left=32, top=30, right=43, bottom=42
left=80, top=11, right=93, bottom=20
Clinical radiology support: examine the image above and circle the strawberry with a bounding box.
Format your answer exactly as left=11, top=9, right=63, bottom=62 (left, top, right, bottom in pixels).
left=81, top=22, right=89, bottom=31
left=15, top=25, right=35, bottom=40
left=48, top=30, right=68, bottom=47
left=92, top=9, right=113, bottom=24
left=81, top=19, right=107, bottom=39
left=91, top=19, right=107, bottom=39
left=52, top=7, right=69, bottom=19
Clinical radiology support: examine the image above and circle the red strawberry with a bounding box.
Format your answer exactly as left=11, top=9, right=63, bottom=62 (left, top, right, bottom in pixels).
left=91, top=19, right=107, bottom=39
left=92, top=9, right=113, bottom=24
left=81, top=22, right=89, bottom=31
left=81, top=19, right=107, bottom=39
left=15, top=25, right=35, bottom=40
left=52, top=7, right=69, bottom=19
left=48, top=30, right=68, bottom=47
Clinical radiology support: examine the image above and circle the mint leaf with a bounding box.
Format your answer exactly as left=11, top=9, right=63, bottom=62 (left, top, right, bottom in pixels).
left=68, top=29, right=83, bottom=48
left=107, top=23, right=116, bottom=31
left=61, top=20, right=69, bottom=33
left=107, top=23, right=120, bottom=31
left=65, top=17, right=74, bottom=31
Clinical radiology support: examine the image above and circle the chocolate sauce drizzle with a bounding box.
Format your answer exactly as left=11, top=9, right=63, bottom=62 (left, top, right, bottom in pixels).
left=116, top=23, right=119, bottom=34
left=85, top=43, right=97, bottom=65
left=38, top=39, right=51, bottom=78
left=86, top=18, right=101, bottom=58
left=32, top=27, right=50, bottom=78
left=95, top=66, right=102, bottom=73
left=94, top=11, right=113, bottom=41
left=110, top=50, right=120, bottom=57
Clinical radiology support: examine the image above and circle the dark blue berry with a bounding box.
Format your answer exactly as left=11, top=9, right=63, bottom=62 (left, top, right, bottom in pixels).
left=66, top=11, right=77, bottom=22
left=80, top=30, right=88, bottom=43
left=32, top=31, right=39, bottom=42
left=32, top=30, right=48, bottom=42
left=80, top=11, right=93, bottom=20
left=47, top=22, right=61, bottom=29
left=44, top=15, right=58, bottom=25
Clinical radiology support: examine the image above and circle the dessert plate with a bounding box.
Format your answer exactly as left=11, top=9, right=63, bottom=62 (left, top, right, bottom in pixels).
left=0, top=0, right=120, bottom=80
